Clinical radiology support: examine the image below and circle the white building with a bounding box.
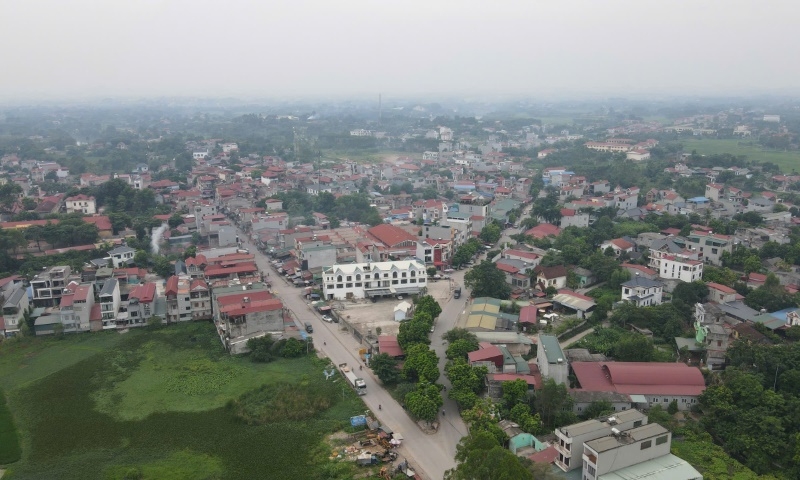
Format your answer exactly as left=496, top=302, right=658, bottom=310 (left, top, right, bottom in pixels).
left=555, top=409, right=648, bottom=472
left=349, top=129, right=373, bottom=137
left=659, top=255, right=703, bottom=282
left=322, top=260, right=427, bottom=300
left=108, top=246, right=136, bottom=268
left=583, top=424, right=679, bottom=480
left=65, top=194, right=97, bottom=214
left=99, top=278, right=121, bottom=328
left=621, top=276, right=664, bottom=307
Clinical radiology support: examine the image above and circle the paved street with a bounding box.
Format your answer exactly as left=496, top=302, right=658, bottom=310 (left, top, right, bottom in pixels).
left=240, top=234, right=468, bottom=480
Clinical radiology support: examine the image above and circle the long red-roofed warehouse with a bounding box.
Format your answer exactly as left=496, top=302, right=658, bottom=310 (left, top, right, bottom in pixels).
left=571, top=362, right=705, bottom=411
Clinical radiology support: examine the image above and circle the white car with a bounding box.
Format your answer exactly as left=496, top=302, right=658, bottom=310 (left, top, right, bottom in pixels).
left=322, top=315, right=333, bottom=323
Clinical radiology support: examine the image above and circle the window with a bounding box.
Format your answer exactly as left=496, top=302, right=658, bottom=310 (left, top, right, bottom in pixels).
left=633, top=420, right=643, bottom=427
left=346, top=283, right=352, bottom=288
left=640, top=440, right=651, bottom=450
left=346, top=276, right=352, bottom=281
left=337, top=275, right=342, bottom=282
left=586, top=464, right=595, bottom=476
left=656, top=435, right=668, bottom=446
left=356, top=274, right=361, bottom=281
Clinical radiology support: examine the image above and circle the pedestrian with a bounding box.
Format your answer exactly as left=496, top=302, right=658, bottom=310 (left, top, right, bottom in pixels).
left=323, top=341, right=326, bottom=346
left=442, top=409, right=445, bottom=416
left=359, top=365, right=363, bottom=371
left=378, top=404, right=382, bottom=410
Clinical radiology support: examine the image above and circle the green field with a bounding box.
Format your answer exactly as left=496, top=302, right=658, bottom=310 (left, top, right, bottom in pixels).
left=0, top=323, right=370, bottom=480
left=680, top=138, right=800, bottom=174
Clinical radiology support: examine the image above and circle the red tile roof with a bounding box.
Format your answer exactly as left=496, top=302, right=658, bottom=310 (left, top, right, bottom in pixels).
left=367, top=224, right=417, bottom=247
left=572, top=362, right=705, bottom=396
left=216, top=290, right=274, bottom=307
left=519, top=305, right=538, bottom=324
left=129, top=283, right=157, bottom=303
left=524, top=223, right=561, bottom=239
left=468, top=343, right=503, bottom=366
left=165, top=275, right=179, bottom=296
left=220, top=298, right=283, bottom=315
left=204, top=262, right=258, bottom=278
left=528, top=446, right=559, bottom=464
left=707, top=282, right=736, bottom=294
left=378, top=335, right=404, bottom=357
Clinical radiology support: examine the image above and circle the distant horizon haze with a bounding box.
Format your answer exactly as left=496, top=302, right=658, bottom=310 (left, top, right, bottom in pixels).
left=1, top=0, right=798, bottom=101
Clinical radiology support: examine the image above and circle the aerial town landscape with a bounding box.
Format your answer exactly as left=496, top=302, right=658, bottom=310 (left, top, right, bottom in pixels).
left=1, top=2, right=800, bottom=480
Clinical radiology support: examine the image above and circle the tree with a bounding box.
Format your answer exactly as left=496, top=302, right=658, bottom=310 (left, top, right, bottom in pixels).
left=402, top=343, right=440, bottom=383
left=534, top=379, right=576, bottom=430
left=152, top=255, right=173, bottom=279
left=246, top=335, right=275, bottom=362
left=613, top=334, right=654, bottom=362
left=398, top=317, right=432, bottom=349
left=502, top=379, right=529, bottom=409
left=443, top=328, right=479, bottom=344
left=405, top=382, right=443, bottom=422
left=479, top=223, right=502, bottom=244
left=371, top=352, right=401, bottom=385
left=447, top=338, right=480, bottom=361
left=281, top=337, right=304, bottom=357
left=167, top=213, right=184, bottom=229
left=416, top=295, right=442, bottom=319
left=146, top=315, right=163, bottom=329
left=464, top=261, right=511, bottom=299
left=446, top=431, right=534, bottom=480
left=580, top=400, right=614, bottom=420
left=427, top=266, right=438, bottom=277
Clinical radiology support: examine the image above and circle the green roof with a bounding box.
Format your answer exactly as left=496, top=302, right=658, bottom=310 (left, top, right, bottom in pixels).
left=538, top=334, right=565, bottom=364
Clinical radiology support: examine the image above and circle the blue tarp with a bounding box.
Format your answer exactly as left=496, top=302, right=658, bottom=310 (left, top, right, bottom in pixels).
left=350, top=415, right=367, bottom=427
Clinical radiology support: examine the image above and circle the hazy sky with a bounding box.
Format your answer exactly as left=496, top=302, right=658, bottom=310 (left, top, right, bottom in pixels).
left=1, top=0, right=798, bottom=100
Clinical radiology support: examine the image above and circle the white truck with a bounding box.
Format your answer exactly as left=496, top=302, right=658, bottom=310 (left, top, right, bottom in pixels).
left=338, top=363, right=367, bottom=395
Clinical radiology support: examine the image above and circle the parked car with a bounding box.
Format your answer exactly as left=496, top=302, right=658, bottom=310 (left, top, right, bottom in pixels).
left=322, top=315, right=333, bottom=323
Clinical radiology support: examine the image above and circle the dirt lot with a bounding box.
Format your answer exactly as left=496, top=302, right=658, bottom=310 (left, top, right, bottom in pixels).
left=332, top=278, right=455, bottom=337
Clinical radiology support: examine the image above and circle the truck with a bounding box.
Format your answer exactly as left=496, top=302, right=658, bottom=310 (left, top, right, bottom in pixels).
left=454, top=287, right=462, bottom=299
left=339, top=363, right=367, bottom=395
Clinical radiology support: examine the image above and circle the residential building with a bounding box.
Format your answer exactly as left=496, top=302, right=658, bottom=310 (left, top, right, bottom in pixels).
left=600, top=238, right=635, bottom=257
left=99, top=278, right=121, bottom=328
left=533, top=265, right=568, bottom=290
left=582, top=424, right=693, bottom=480
left=58, top=282, right=93, bottom=333
left=686, top=231, right=733, bottom=266
left=322, top=260, right=427, bottom=300
left=213, top=281, right=283, bottom=354
left=537, top=334, right=568, bottom=385
left=65, top=194, right=97, bottom=214
left=1, top=282, right=29, bottom=336
left=165, top=275, right=212, bottom=323
left=559, top=208, right=590, bottom=228
left=554, top=409, right=648, bottom=472
left=621, top=276, right=664, bottom=307
left=659, top=255, right=703, bottom=282
left=30, top=266, right=72, bottom=308
left=108, top=246, right=136, bottom=268
left=416, top=239, right=452, bottom=269
left=706, top=282, right=738, bottom=304
left=124, top=283, right=158, bottom=328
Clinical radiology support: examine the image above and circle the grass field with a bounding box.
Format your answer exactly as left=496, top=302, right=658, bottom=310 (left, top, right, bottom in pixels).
left=680, top=138, right=800, bottom=174
left=0, top=323, right=370, bottom=479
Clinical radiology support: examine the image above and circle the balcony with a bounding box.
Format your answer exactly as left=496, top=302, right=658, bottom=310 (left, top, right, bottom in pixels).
left=583, top=453, right=597, bottom=466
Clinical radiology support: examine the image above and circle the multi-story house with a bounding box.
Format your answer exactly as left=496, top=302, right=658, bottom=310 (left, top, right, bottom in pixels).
left=537, top=334, right=568, bottom=385
left=322, top=260, right=427, bottom=300
left=213, top=282, right=283, bottom=354
left=108, top=246, right=136, bottom=269
left=659, top=255, right=703, bottom=282
left=686, top=231, right=733, bottom=266
left=58, top=282, right=94, bottom=333
left=189, top=278, right=212, bottom=320
left=621, top=276, right=664, bottom=307
left=65, top=194, right=96, bottom=214
left=554, top=409, right=648, bottom=472
left=99, top=278, right=121, bottom=329
left=1, top=281, right=29, bottom=336
left=124, top=283, right=158, bottom=327
left=582, top=423, right=698, bottom=480
left=30, top=266, right=72, bottom=308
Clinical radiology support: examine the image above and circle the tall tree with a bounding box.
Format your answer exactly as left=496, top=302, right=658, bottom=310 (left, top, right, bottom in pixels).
left=465, top=261, right=511, bottom=299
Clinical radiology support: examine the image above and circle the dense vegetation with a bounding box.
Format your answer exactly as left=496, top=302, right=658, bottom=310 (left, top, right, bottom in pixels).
left=0, top=322, right=368, bottom=479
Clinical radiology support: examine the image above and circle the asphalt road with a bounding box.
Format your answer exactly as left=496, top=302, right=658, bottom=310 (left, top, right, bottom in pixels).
left=239, top=234, right=468, bottom=480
